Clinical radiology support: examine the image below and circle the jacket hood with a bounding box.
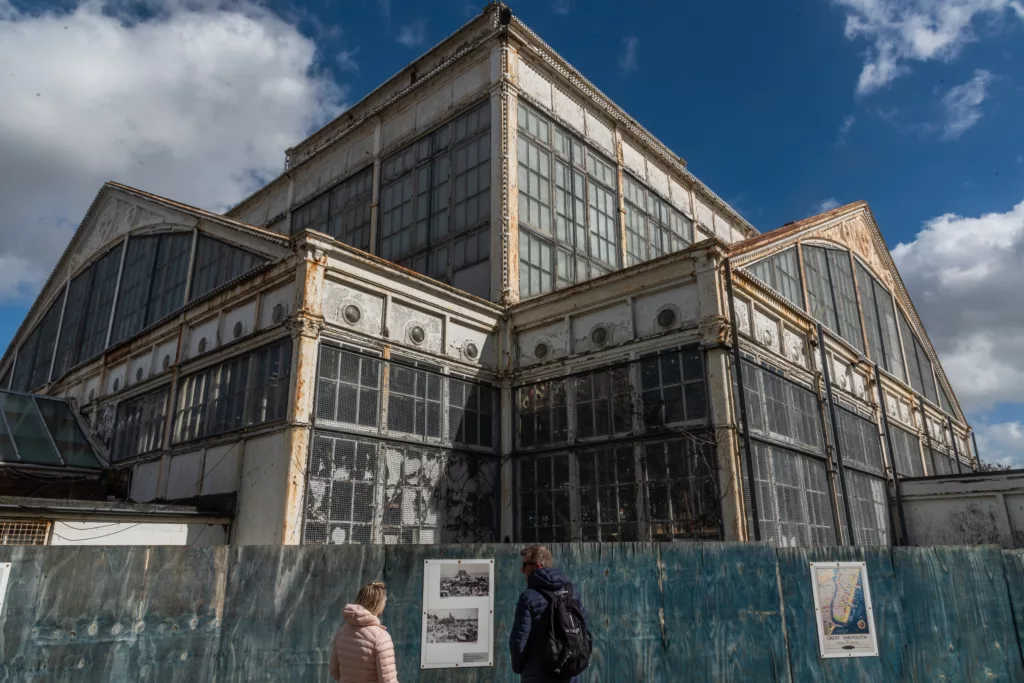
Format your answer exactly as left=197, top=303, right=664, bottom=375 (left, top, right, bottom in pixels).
left=527, top=566, right=568, bottom=592
left=343, top=603, right=381, bottom=628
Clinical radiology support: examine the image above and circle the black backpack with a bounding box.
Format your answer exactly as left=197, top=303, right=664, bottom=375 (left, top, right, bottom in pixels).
left=538, top=584, right=592, bottom=679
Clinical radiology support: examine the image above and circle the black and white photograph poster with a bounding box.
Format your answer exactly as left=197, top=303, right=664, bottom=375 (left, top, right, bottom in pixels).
left=421, top=559, right=494, bottom=669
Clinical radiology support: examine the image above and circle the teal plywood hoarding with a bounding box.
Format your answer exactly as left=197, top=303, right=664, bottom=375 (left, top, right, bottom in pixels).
left=1, top=543, right=1023, bottom=682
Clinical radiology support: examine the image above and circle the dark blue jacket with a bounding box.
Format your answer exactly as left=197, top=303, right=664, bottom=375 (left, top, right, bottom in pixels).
left=508, top=567, right=586, bottom=683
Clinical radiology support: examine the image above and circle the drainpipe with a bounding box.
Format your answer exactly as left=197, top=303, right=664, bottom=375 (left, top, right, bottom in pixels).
left=723, top=259, right=760, bottom=542
left=817, top=324, right=856, bottom=546
left=874, top=364, right=908, bottom=545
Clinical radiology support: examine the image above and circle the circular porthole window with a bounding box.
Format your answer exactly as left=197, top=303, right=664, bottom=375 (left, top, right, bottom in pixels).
left=162, top=355, right=171, bottom=370
left=135, top=367, right=144, bottom=382
left=656, top=308, right=677, bottom=329
left=465, top=342, right=479, bottom=360
left=343, top=304, right=361, bottom=325
left=409, top=325, right=426, bottom=345
left=197, top=337, right=208, bottom=354
left=112, top=377, right=120, bottom=392
left=590, top=325, right=609, bottom=347
left=233, top=321, right=244, bottom=339
left=534, top=342, right=549, bottom=360
left=271, top=303, right=285, bottom=324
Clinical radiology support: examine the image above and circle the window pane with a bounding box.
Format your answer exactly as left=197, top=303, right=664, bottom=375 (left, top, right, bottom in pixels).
left=78, top=243, right=123, bottom=364
left=189, top=235, right=265, bottom=302
left=111, top=235, right=159, bottom=344
left=874, top=282, right=905, bottom=382
left=172, top=338, right=291, bottom=443
left=827, top=249, right=864, bottom=352
left=145, top=233, right=193, bottom=327
left=856, top=263, right=885, bottom=368
left=802, top=245, right=838, bottom=332
left=0, top=392, right=61, bottom=465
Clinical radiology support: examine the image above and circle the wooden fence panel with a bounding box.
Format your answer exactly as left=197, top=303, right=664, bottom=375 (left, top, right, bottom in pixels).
left=0, top=546, right=223, bottom=683
left=1001, top=550, right=1024, bottom=677
left=894, top=546, right=1024, bottom=682
left=216, top=545, right=384, bottom=683
left=776, top=546, right=904, bottom=683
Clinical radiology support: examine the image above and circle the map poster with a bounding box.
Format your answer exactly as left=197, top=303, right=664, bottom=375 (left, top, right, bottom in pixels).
left=421, top=559, right=494, bottom=670
left=809, top=561, right=879, bottom=659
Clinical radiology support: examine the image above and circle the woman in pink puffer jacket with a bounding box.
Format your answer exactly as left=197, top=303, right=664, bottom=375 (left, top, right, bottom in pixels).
left=329, top=581, right=399, bottom=683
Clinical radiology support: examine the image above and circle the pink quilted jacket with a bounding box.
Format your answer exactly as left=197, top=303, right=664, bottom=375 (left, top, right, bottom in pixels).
left=328, top=604, right=399, bottom=683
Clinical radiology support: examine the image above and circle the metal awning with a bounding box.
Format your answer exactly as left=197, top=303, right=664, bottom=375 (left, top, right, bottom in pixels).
left=0, top=390, right=104, bottom=470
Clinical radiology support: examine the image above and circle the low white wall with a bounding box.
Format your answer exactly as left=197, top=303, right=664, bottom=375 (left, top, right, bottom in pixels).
left=49, top=522, right=226, bottom=546
left=900, top=471, right=1024, bottom=548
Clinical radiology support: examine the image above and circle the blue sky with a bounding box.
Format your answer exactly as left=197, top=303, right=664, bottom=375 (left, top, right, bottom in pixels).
left=1, top=0, right=1023, bottom=464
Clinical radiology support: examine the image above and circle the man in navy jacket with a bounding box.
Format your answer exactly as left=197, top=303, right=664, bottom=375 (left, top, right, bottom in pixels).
left=508, top=545, right=586, bottom=683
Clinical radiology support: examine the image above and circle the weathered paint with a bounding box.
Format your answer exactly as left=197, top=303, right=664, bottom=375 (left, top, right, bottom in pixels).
left=777, top=546, right=905, bottom=682
left=900, top=471, right=1024, bottom=548
left=894, top=546, right=1024, bottom=682
left=2, top=543, right=1023, bottom=682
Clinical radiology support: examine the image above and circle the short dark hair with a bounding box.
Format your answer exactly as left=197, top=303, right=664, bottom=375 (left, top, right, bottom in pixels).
left=521, top=545, right=553, bottom=566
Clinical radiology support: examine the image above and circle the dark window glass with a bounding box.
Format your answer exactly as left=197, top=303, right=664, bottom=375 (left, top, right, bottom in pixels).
left=111, top=386, right=169, bottom=462
left=315, top=347, right=381, bottom=429
left=826, top=249, right=864, bottom=352
left=292, top=166, right=374, bottom=251
left=387, top=360, right=443, bottom=440
left=78, top=243, right=123, bottom=363
left=172, top=337, right=291, bottom=443
left=889, top=424, right=923, bottom=477
left=379, top=102, right=490, bottom=297
left=145, top=233, right=193, bottom=326
left=189, top=235, right=265, bottom=302
left=575, top=366, right=633, bottom=439
left=835, top=407, right=884, bottom=476
left=898, top=310, right=937, bottom=403
left=448, top=378, right=495, bottom=450
left=640, top=348, right=706, bottom=428
left=517, top=379, right=568, bottom=449
left=0, top=392, right=61, bottom=465
left=802, top=245, right=838, bottom=332
left=35, top=396, right=102, bottom=468
left=517, top=102, right=626, bottom=298
left=110, top=233, right=193, bottom=345
left=875, top=281, right=905, bottom=382
left=747, top=248, right=803, bottom=308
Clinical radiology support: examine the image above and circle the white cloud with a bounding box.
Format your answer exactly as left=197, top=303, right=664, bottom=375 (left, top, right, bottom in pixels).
left=940, top=69, right=993, bottom=139
left=974, top=421, right=1024, bottom=468
left=618, top=35, right=639, bottom=73
left=336, top=47, right=361, bottom=75
left=0, top=0, right=344, bottom=305
left=833, top=0, right=1023, bottom=95
left=551, top=0, right=572, bottom=15
left=396, top=19, right=426, bottom=48
left=818, top=197, right=842, bottom=212
left=836, top=115, right=856, bottom=145
left=891, top=198, right=1024, bottom=412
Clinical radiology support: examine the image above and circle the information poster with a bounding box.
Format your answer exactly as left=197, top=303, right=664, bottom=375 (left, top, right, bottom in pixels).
left=809, top=561, right=879, bottom=658
left=421, top=559, right=494, bottom=670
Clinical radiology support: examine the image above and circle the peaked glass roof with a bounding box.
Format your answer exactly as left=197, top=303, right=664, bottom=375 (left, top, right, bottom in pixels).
left=0, top=390, right=103, bottom=469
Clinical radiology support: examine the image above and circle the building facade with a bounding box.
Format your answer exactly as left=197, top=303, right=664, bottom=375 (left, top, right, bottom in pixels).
left=0, top=3, right=974, bottom=547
